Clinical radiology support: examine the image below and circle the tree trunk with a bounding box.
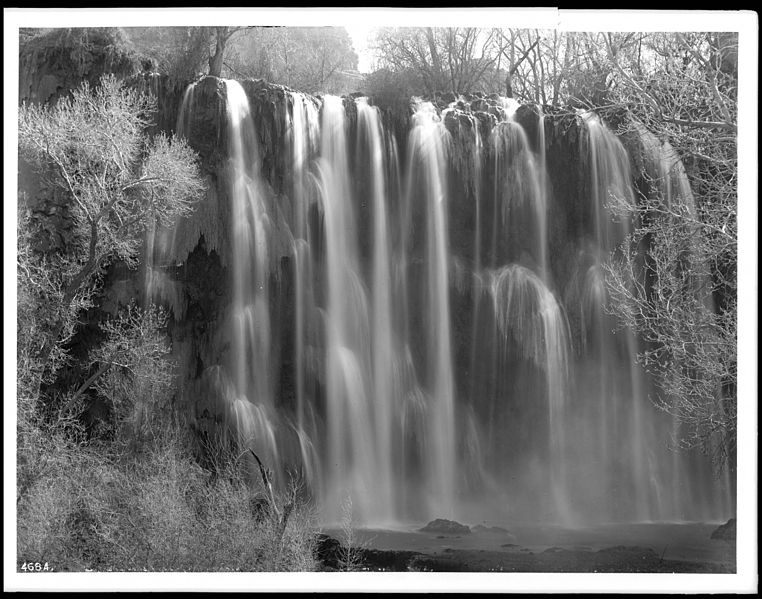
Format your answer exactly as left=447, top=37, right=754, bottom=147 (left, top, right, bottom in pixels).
left=425, top=28, right=444, bottom=91
left=209, top=27, right=228, bottom=78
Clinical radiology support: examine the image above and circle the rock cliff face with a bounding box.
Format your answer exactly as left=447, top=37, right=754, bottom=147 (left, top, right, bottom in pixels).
left=19, top=28, right=139, bottom=105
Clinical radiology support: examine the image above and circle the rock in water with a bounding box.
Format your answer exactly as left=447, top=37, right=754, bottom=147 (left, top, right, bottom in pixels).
left=419, top=519, right=471, bottom=535
left=710, top=518, right=736, bottom=541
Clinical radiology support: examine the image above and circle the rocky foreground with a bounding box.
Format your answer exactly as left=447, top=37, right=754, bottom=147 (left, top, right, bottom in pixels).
left=316, top=519, right=737, bottom=573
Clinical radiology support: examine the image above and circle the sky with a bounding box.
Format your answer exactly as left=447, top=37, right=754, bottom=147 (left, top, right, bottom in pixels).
left=346, top=25, right=376, bottom=73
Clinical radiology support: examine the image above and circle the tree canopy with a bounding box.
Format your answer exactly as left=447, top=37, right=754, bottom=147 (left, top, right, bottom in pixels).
left=371, top=27, right=504, bottom=95
left=225, top=27, right=359, bottom=94
left=122, top=26, right=360, bottom=94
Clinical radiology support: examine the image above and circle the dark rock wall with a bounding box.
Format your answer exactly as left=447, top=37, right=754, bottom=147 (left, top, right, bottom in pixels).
left=19, top=28, right=139, bottom=105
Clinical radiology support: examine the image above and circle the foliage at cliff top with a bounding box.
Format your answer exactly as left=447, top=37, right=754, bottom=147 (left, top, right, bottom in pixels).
left=121, top=26, right=361, bottom=95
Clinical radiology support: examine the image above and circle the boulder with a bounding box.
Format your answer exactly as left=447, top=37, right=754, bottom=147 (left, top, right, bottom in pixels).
left=419, top=518, right=471, bottom=535
left=470, top=98, right=489, bottom=113
left=437, top=91, right=457, bottom=105
left=710, top=518, right=736, bottom=541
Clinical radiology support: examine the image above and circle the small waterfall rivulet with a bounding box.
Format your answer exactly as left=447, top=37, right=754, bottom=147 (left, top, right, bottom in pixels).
left=142, top=83, right=200, bottom=315
left=157, top=78, right=733, bottom=528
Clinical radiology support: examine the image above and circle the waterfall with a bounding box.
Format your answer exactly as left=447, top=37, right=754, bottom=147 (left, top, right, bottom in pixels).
left=576, top=111, right=654, bottom=521
left=358, top=99, right=397, bottom=523
left=318, top=95, right=392, bottom=524
left=490, top=120, right=547, bottom=278
left=500, top=97, right=520, bottom=121
left=176, top=81, right=199, bottom=139
left=161, top=78, right=733, bottom=528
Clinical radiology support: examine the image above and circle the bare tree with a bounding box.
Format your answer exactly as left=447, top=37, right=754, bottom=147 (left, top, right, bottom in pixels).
left=224, top=27, right=358, bottom=93
left=494, top=29, right=540, bottom=98
left=208, top=26, right=248, bottom=77
left=372, top=27, right=503, bottom=95
left=602, top=32, right=738, bottom=471
left=17, top=75, right=205, bottom=405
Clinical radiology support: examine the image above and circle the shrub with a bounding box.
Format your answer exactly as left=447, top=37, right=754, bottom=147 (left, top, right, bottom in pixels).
left=17, top=429, right=318, bottom=572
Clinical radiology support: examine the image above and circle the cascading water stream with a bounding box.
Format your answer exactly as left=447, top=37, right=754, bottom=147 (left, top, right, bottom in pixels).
left=287, top=91, right=322, bottom=488
left=142, top=81, right=202, bottom=311
left=490, top=120, right=547, bottom=280
left=407, top=100, right=457, bottom=519
left=357, top=98, right=397, bottom=523
left=465, top=105, right=557, bottom=512
left=177, top=82, right=199, bottom=138
left=500, top=97, right=520, bottom=121
left=489, top=264, right=573, bottom=524
left=535, top=105, right=550, bottom=284
left=224, top=79, right=280, bottom=481
left=465, top=115, right=485, bottom=447
left=581, top=111, right=651, bottom=521
left=318, top=95, right=395, bottom=524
